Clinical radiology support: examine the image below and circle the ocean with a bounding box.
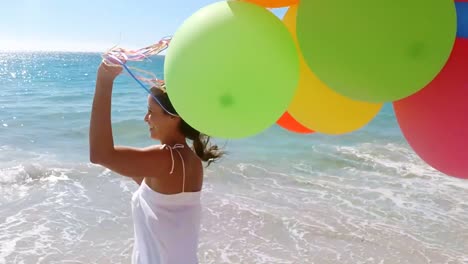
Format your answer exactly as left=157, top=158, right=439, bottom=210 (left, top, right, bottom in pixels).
left=0, top=52, right=467, bottom=264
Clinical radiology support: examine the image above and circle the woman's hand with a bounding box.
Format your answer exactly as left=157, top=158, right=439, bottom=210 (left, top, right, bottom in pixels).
left=97, top=60, right=123, bottom=82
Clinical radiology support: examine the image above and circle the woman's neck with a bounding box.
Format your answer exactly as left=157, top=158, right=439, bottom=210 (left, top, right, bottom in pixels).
left=159, top=136, right=188, bottom=147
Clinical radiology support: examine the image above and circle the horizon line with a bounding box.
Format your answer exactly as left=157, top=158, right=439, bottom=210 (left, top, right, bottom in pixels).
left=0, top=49, right=167, bottom=55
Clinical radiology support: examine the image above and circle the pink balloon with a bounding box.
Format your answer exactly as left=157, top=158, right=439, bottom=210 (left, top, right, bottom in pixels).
left=393, top=38, right=468, bottom=179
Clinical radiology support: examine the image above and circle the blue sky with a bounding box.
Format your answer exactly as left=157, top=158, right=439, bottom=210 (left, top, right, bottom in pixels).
left=0, top=0, right=287, bottom=52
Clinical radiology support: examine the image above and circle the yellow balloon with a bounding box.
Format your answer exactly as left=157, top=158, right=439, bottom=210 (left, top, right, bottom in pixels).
left=283, top=5, right=383, bottom=135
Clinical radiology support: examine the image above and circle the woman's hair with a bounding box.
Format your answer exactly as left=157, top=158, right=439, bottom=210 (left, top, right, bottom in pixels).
left=150, top=86, right=224, bottom=166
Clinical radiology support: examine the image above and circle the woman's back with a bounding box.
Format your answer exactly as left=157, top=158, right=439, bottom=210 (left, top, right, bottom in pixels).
left=144, top=144, right=204, bottom=195
left=131, top=144, right=203, bottom=264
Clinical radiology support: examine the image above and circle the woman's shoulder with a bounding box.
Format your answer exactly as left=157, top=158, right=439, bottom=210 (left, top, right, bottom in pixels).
left=144, top=144, right=201, bottom=169
left=142, top=144, right=166, bottom=151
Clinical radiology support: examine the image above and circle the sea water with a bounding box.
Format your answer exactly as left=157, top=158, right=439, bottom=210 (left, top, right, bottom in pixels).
left=0, top=52, right=467, bottom=264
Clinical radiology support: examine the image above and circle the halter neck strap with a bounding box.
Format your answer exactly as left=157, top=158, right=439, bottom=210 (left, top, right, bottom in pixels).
left=162, top=144, right=186, bottom=193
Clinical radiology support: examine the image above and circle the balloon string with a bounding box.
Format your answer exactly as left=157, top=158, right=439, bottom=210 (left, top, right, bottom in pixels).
left=101, top=37, right=179, bottom=117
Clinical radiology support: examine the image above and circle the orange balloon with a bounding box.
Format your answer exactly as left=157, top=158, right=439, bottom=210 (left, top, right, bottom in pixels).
left=277, top=112, right=314, bottom=134
left=241, top=0, right=299, bottom=8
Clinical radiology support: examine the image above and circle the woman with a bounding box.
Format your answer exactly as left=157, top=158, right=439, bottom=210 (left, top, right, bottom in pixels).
left=89, top=61, right=223, bottom=264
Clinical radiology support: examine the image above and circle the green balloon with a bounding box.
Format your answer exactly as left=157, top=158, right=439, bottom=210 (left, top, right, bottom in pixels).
left=296, top=0, right=457, bottom=103
left=164, top=1, right=299, bottom=139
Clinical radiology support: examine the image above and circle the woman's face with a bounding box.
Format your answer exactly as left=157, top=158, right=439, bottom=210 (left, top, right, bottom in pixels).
left=144, top=95, right=178, bottom=140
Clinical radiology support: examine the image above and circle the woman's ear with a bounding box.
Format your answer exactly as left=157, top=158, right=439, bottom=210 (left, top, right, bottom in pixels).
left=170, top=116, right=181, bottom=123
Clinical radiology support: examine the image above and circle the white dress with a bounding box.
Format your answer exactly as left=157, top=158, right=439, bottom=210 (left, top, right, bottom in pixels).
left=131, top=144, right=202, bottom=264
